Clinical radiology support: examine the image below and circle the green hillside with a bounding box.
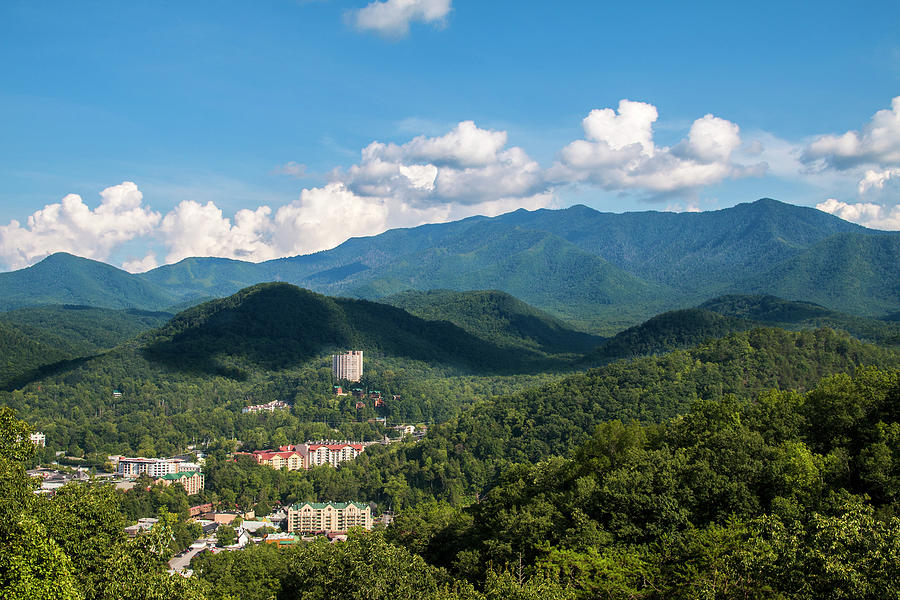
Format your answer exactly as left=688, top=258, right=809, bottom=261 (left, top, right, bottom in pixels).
left=737, top=233, right=900, bottom=316
left=342, top=225, right=672, bottom=333
left=701, top=294, right=900, bottom=344
left=0, top=304, right=173, bottom=351
left=4, top=200, right=899, bottom=332
left=0, top=252, right=178, bottom=311
left=142, top=283, right=577, bottom=377
left=0, top=320, right=83, bottom=388
left=0, top=305, right=173, bottom=390
left=584, top=308, right=752, bottom=364
left=381, top=289, right=603, bottom=354
left=402, top=328, right=900, bottom=496
left=495, top=198, right=873, bottom=291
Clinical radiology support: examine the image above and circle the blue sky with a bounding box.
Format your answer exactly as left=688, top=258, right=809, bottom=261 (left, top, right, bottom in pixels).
left=1, top=0, right=899, bottom=272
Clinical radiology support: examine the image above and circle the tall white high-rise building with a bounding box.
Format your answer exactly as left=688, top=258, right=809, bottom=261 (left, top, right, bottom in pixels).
left=332, top=350, right=363, bottom=382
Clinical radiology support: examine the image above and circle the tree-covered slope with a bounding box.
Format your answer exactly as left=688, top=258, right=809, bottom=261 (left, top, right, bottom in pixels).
left=0, top=252, right=178, bottom=311
left=494, top=198, right=875, bottom=291
left=0, top=305, right=173, bottom=352
left=736, top=233, right=900, bottom=316
left=584, top=308, right=753, bottom=364
left=0, top=305, right=174, bottom=390
left=700, top=294, right=900, bottom=345
left=5, top=200, right=898, bottom=331
left=381, top=289, right=604, bottom=354
left=142, top=282, right=576, bottom=377
left=409, top=328, right=900, bottom=495
left=0, top=321, right=83, bottom=388
left=340, top=224, right=673, bottom=332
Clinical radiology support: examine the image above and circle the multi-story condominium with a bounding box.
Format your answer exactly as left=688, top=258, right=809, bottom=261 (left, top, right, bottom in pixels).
left=332, top=350, right=363, bottom=382
left=117, top=457, right=183, bottom=478
left=235, top=450, right=305, bottom=471
left=29, top=432, right=46, bottom=447
left=286, top=501, right=372, bottom=534
left=237, top=442, right=366, bottom=471
left=306, top=442, right=364, bottom=468
left=155, top=471, right=205, bottom=495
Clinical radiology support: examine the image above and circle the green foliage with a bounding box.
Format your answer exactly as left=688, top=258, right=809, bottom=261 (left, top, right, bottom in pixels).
left=216, top=524, right=237, bottom=547
left=586, top=308, right=752, bottom=363
left=701, top=294, right=900, bottom=345
left=381, top=289, right=603, bottom=354
left=0, top=408, right=206, bottom=600
left=0, top=252, right=178, bottom=311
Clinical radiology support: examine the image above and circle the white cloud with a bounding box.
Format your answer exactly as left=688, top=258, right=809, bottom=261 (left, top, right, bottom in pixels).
left=159, top=201, right=277, bottom=264
left=804, top=96, right=900, bottom=169
left=857, top=167, right=900, bottom=194
left=271, top=161, right=307, bottom=178
left=350, top=0, right=451, bottom=37
left=122, top=253, right=159, bottom=274
left=341, top=120, right=547, bottom=205
left=816, top=198, right=900, bottom=231
left=551, top=100, right=764, bottom=195
left=0, top=182, right=161, bottom=270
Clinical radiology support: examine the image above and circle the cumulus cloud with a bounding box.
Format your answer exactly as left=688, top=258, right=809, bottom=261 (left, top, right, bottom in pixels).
left=857, top=167, right=900, bottom=194
left=816, top=198, right=900, bottom=230
left=122, top=253, right=159, bottom=274
left=0, top=182, right=161, bottom=270
left=160, top=202, right=278, bottom=264
left=550, top=100, right=764, bottom=195
left=804, top=96, right=900, bottom=169
left=340, top=120, right=547, bottom=204
left=350, top=0, right=451, bottom=37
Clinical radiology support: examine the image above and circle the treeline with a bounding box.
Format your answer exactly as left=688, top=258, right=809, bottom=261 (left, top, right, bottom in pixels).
left=194, top=366, right=900, bottom=599
left=0, top=407, right=204, bottom=599
left=193, top=328, right=899, bottom=517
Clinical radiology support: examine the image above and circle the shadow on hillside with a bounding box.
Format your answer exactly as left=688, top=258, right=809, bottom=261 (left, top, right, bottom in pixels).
left=141, top=294, right=584, bottom=379
left=1, top=354, right=102, bottom=392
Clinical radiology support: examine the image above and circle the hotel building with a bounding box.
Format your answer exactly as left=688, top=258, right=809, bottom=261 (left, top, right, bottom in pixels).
left=286, top=501, right=372, bottom=534
left=332, top=350, right=363, bottom=382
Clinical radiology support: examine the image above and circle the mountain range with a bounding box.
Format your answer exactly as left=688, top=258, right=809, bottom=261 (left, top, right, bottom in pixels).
left=2, top=198, right=898, bottom=333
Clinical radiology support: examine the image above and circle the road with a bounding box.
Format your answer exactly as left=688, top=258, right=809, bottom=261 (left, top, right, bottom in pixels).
left=168, top=540, right=207, bottom=572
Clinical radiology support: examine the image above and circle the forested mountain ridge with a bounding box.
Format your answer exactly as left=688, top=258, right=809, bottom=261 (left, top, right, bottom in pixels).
left=141, top=283, right=580, bottom=376
left=585, top=294, right=900, bottom=364
left=3, top=199, right=898, bottom=331
left=0, top=305, right=173, bottom=389
left=0, top=252, right=178, bottom=311
left=380, top=289, right=604, bottom=354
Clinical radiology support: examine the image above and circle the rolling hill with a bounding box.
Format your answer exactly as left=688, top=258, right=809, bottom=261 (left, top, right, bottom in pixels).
left=0, top=252, right=179, bottom=311
left=380, top=289, right=604, bottom=354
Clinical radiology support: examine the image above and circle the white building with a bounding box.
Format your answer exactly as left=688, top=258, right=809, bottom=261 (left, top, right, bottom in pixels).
left=306, top=442, right=365, bottom=468
left=29, top=432, right=46, bottom=447
left=332, top=351, right=363, bottom=382
left=117, top=457, right=185, bottom=478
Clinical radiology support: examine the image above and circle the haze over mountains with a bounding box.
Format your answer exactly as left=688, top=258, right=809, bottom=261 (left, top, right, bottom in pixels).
left=2, top=198, right=897, bottom=332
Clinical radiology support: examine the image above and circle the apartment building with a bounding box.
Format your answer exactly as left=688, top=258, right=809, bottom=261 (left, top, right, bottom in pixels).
left=118, top=457, right=181, bottom=478
left=306, top=442, right=364, bottom=467
left=286, top=501, right=372, bottom=534
left=156, top=471, right=205, bottom=495
left=331, top=350, right=363, bottom=382
left=235, top=450, right=305, bottom=471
